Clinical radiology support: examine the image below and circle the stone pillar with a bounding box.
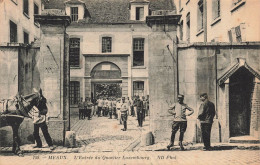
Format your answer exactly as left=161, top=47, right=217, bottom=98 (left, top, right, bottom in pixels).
left=250, top=78, right=260, bottom=139
left=146, top=11, right=181, bottom=142
left=35, top=9, right=70, bottom=145
left=222, top=79, right=230, bottom=142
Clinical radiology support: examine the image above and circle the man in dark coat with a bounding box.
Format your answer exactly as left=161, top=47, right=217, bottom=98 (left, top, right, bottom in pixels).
left=33, top=89, right=54, bottom=150
left=136, top=96, right=144, bottom=127
left=198, top=93, right=216, bottom=151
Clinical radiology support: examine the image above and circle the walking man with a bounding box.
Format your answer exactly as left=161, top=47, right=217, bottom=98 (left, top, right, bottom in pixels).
left=198, top=93, right=216, bottom=151
left=167, top=94, right=194, bottom=150
left=120, top=97, right=129, bottom=131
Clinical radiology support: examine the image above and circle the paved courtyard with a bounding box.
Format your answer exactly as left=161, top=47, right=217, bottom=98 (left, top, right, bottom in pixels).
left=70, top=109, right=150, bottom=152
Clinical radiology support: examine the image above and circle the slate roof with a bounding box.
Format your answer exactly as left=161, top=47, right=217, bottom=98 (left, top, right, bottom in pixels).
left=43, top=0, right=176, bottom=24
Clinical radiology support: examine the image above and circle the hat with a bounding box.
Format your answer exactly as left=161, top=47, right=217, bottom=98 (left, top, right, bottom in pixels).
left=177, top=94, right=184, bottom=98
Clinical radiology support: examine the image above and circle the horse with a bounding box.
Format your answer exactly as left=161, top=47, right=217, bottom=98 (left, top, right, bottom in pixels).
left=0, top=91, right=41, bottom=156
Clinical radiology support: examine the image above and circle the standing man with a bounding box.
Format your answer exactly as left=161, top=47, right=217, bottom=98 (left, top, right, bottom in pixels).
left=116, top=98, right=122, bottom=124
left=198, top=93, right=216, bottom=151
left=33, top=89, right=54, bottom=150
left=120, top=97, right=129, bottom=131
left=78, top=97, right=84, bottom=120
left=136, top=96, right=144, bottom=127
left=146, top=95, right=149, bottom=116
left=85, top=97, right=93, bottom=120
left=167, top=94, right=194, bottom=150
left=97, top=97, right=103, bottom=117
left=142, top=96, right=146, bottom=121
left=108, top=97, right=113, bottom=119
left=112, top=97, right=117, bottom=119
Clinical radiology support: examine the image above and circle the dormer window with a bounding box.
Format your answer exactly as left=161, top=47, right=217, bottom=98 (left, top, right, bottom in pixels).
left=130, top=0, right=149, bottom=21
left=65, top=0, right=86, bottom=22
left=71, top=7, right=78, bottom=22
left=136, top=7, right=144, bottom=20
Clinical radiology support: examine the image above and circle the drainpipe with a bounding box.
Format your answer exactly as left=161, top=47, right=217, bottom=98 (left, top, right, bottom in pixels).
left=203, top=0, right=207, bottom=42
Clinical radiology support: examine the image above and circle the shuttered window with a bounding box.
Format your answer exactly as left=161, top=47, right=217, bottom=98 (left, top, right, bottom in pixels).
left=212, top=0, right=221, bottom=20
left=235, top=26, right=242, bottom=42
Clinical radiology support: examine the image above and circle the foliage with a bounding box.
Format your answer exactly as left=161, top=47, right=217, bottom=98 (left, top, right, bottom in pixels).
left=95, top=83, right=122, bottom=98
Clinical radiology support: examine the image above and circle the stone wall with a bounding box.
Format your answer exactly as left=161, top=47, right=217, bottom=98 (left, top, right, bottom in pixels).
left=0, top=44, right=40, bottom=146
left=178, top=43, right=260, bottom=142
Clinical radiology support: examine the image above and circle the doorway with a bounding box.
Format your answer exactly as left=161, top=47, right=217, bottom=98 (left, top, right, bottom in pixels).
left=229, top=67, right=254, bottom=137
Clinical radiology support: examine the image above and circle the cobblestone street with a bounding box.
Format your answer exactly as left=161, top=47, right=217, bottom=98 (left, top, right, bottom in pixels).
left=70, top=109, right=150, bottom=152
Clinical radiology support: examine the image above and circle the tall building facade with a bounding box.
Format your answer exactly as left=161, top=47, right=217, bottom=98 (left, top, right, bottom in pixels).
left=174, top=0, right=260, bottom=42
left=0, top=0, right=43, bottom=44
left=44, top=0, right=176, bottom=106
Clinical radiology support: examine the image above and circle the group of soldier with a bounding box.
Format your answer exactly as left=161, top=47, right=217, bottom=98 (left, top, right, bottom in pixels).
left=78, top=93, right=215, bottom=151
left=78, top=95, right=150, bottom=131
left=78, top=97, right=93, bottom=120
left=167, top=93, right=216, bottom=151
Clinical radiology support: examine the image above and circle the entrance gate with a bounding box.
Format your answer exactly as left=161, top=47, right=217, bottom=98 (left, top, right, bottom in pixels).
left=90, top=62, right=122, bottom=99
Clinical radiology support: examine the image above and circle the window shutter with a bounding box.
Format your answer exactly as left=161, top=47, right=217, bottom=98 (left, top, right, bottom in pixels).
left=228, top=30, right=233, bottom=43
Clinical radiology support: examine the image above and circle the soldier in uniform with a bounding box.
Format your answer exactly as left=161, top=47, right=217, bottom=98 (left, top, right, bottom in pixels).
left=167, top=94, right=194, bottom=150
left=78, top=97, right=84, bottom=120
left=198, top=93, right=216, bottom=151
left=136, top=96, right=144, bottom=127
left=120, top=97, right=129, bottom=131
left=142, top=96, right=146, bottom=121
left=97, top=97, right=104, bottom=117
left=112, top=97, right=117, bottom=119
left=108, top=97, right=113, bottom=119
left=116, top=98, right=122, bottom=124
left=146, top=95, right=149, bottom=116
left=85, top=97, right=93, bottom=120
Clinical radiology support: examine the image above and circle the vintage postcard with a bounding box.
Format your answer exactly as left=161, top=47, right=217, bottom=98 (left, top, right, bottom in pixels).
left=0, top=0, right=259, bottom=164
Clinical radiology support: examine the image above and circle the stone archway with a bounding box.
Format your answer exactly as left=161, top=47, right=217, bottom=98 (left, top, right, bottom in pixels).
left=90, top=62, right=122, bottom=99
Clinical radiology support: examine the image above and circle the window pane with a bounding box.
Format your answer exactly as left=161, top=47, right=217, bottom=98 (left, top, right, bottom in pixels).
left=69, top=38, right=80, bottom=67
left=10, top=21, right=17, bottom=43
left=34, top=3, right=39, bottom=15
left=23, top=0, right=29, bottom=15
left=70, top=81, right=80, bottom=105
left=71, top=7, right=78, bottom=22
left=24, top=31, right=29, bottom=44
left=102, top=37, right=112, bottom=53
left=133, top=38, right=144, bottom=66
left=136, top=7, right=144, bottom=20
left=133, top=81, right=144, bottom=97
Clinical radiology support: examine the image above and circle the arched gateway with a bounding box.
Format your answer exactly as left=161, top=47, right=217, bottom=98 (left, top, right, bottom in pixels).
left=90, top=62, right=122, bottom=99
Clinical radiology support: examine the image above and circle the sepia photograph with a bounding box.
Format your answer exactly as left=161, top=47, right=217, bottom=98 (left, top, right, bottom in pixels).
left=0, top=0, right=259, bottom=164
